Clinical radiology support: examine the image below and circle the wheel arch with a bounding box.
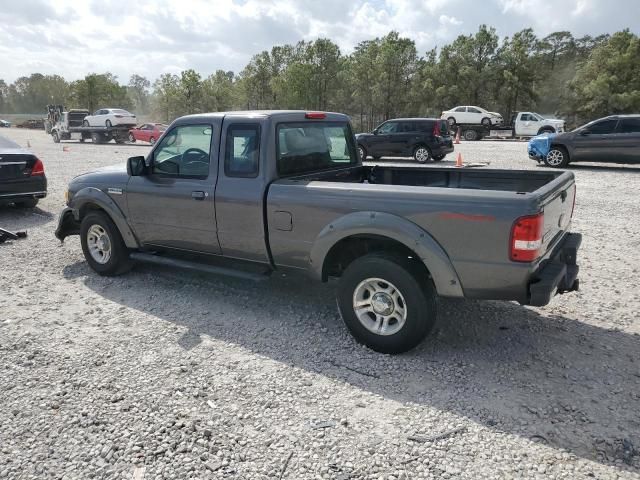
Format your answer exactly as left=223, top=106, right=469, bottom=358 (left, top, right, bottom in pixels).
left=537, top=126, right=556, bottom=134
left=310, top=211, right=464, bottom=298
left=69, top=187, right=139, bottom=248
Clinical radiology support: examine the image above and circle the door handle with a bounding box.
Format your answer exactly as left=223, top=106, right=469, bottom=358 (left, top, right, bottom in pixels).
left=191, top=191, right=206, bottom=200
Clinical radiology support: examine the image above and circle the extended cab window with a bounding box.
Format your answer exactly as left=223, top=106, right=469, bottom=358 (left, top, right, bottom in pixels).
left=152, top=124, right=212, bottom=177
left=225, top=125, right=260, bottom=177
left=277, top=122, right=358, bottom=176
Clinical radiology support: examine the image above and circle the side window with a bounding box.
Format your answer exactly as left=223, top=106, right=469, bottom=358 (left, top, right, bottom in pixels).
left=378, top=122, right=398, bottom=134
left=454, top=107, right=466, bottom=112
left=588, top=119, right=618, bottom=134
left=152, top=124, right=212, bottom=177
left=619, top=118, right=640, bottom=133
left=398, top=122, right=415, bottom=132
left=225, top=124, right=260, bottom=178
left=468, top=107, right=481, bottom=114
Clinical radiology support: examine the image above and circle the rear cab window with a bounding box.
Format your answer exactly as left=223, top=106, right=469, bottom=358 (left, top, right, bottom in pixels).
left=277, top=122, right=358, bottom=176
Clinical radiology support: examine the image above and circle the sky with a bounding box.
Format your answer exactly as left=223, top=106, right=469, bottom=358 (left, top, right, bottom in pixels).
left=0, top=0, right=638, bottom=84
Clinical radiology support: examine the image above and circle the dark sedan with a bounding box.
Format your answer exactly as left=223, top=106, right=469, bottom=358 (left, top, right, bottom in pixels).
left=0, top=135, right=47, bottom=208
left=530, top=114, right=640, bottom=168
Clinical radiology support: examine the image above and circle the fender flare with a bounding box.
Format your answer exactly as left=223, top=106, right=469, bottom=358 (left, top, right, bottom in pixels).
left=309, top=211, right=464, bottom=298
left=69, top=187, right=139, bottom=248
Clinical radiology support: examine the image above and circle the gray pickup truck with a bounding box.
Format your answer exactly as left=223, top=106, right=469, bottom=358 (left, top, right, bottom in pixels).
left=56, top=110, right=581, bottom=354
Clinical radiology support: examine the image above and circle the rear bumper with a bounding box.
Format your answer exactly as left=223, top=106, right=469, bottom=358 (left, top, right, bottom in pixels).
left=528, top=233, right=582, bottom=306
left=434, top=143, right=454, bottom=156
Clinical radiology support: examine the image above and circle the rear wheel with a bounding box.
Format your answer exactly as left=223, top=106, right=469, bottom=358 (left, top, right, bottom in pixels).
left=337, top=253, right=437, bottom=354
left=52, top=131, right=60, bottom=143
left=463, top=129, right=479, bottom=141
left=447, top=117, right=456, bottom=127
left=80, top=212, right=132, bottom=276
left=14, top=199, right=39, bottom=208
left=544, top=146, right=569, bottom=168
left=357, top=144, right=367, bottom=160
left=105, top=120, right=112, bottom=128
left=413, top=145, right=431, bottom=163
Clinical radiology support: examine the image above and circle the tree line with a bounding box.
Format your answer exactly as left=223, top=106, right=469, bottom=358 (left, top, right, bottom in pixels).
left=1, top=27, right=638, bottom=130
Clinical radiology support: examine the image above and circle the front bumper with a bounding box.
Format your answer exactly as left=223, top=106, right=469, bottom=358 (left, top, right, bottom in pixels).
left=55, top=207, right=80, bottom=242
left=528, top=233, right=582, bottom=306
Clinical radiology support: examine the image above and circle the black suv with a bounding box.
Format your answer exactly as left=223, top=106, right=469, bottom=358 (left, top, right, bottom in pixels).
left=532, top=114, right=640, bottom=168
left=356, top=118, right=454, bottom=163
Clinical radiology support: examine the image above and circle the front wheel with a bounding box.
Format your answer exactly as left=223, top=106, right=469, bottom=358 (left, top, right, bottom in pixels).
left=128, top=133, right=135, bottom=143
left=149, top=137, right=156, bottom=145
left=337, top=253, right=437, bottom=354
left=83, top=120, right=90, bottom=127
left=413, top=145, right=431, bottom=163
left=105, top=120, right=112, bottom=128
left=481, top=117, right=491, bottom=127
left=544, top=146, right=569, bottom=168
left=80, top=212, right=132, bottom=276
left=52, top=131, right=60, bottom=143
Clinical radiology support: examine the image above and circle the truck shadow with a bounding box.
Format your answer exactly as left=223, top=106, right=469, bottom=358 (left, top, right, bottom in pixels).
left=62, top=261, right=640, bottom=471
left=0, top=205, right=55, bottom=230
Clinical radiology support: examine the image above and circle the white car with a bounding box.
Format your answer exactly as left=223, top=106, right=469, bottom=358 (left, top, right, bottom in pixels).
left=441, top=106, right=503, bottom=127
left=83, top=108, right=137, bottom=127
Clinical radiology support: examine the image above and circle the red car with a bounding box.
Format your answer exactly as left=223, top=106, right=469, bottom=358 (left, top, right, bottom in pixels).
left=128, top=123, right=167, bottom=145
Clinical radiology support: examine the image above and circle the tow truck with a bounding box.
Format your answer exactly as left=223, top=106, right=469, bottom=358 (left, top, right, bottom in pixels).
left=452, top=112, right=566, bottom=141
left=47, top=105, right=131, bottom=144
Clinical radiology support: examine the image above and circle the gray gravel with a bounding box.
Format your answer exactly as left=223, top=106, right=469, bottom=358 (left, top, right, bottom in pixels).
left=1, top=128, right=639, bottom=479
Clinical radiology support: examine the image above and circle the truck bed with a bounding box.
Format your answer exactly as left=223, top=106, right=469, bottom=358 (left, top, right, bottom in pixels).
left=268, top=164, right=576, bottom=302
left=290, top=165, right=562, bottom=193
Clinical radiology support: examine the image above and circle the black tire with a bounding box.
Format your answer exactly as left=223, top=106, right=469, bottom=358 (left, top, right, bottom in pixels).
left=149, top=137, right=156, bottom=145
left=80, top=211, right=132, bottom=276
left=413, top=145, right=431, bottom=163
left=357, top=144, right=367, bottom=161
left=447, top=117, right=456, bottom=127
left=115, top=138, right=125, bottom=144
left=128, top=133, right=136, bottom=143
left=79, top=137, right=85, bottom=143
left=83, top=120, right=90, bottom=127
left=463, top=129, right=479, bottom=141
left=337, top=253, right=437, bottom=354
left=544, top=146, right=570, bottom=168
left=432, top=154, right=445, bottom=161
left=481, top=117, right=491, bottom=127
left=105, top=120, right=112, bottom=128
left=14, top=198, right=38, bottom=208
left=538, top=128, right=555, bottom=135
left=52, top=131, right=60, bottom=143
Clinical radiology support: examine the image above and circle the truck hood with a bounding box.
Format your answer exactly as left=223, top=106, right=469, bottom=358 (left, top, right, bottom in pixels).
left=71, top=162, right=128, bottom=185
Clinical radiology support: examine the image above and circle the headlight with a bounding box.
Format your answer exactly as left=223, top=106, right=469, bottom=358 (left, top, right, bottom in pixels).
left=64, top=189, right=70, bottom=204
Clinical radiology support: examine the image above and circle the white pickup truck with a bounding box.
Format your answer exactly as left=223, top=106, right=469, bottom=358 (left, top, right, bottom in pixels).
left=454, top=112, right=565, bottom=141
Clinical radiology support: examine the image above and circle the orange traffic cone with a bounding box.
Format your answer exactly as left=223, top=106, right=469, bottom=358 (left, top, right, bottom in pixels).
left=455, top=152, right=463, bottom=167
left=454, top=127, right=461, bottom=144
left=62, top=146, right=70, bottom=152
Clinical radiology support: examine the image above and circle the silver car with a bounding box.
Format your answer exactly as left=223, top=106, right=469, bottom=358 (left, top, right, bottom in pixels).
left=83, top=108, right=137, bottom=127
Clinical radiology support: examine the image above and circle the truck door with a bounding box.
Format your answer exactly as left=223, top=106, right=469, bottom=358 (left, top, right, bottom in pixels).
left=214, top=120, right=271, bottom=263
left=126, top=122, right=221, bottom=254
left=518, top=113, right=537, bottom=136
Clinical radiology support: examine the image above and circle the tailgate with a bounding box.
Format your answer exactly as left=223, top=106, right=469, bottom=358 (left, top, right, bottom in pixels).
left=539, top=179, right=576, bottom=255
left=0, top=154, right=34, bottom=181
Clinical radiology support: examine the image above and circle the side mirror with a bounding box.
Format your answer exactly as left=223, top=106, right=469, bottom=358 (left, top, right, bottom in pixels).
left=127, top=156, right=147, bottom=176
left=372, top=129, right=378, bottom=135
left=579, top=129, right=590, bottom=136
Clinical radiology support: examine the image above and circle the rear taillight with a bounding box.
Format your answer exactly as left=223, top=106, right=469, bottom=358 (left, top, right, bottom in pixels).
left=510, top=213, right=544, bottom=262
left=305, top=112, right=326, bottom=119
left=433, top=121, right=441, bottom=137
left=115, top=114, right=123, bottom=118
left=30, top=158, right=45, bottom=176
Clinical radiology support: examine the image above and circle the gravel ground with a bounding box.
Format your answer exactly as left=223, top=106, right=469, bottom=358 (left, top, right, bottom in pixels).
left=1, top=128, right=639, bottom=480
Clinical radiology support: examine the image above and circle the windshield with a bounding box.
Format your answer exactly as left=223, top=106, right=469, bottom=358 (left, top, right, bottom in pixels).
left=277, top=122, right=358, bottom=176
left=532, top=113, right=545, bottom=121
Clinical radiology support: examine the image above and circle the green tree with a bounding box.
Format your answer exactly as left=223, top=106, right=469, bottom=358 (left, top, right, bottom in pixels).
left=569, top=30, right=640, bottom=122
left=202, top=70, right=237, bottom=112
left=152, top=73, right=180, bottom=123
left=69, top=73, right=130, bottom=112
left=128, top=74, right=151, bottom=114
left=179, top=69, right=202, bottom=115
